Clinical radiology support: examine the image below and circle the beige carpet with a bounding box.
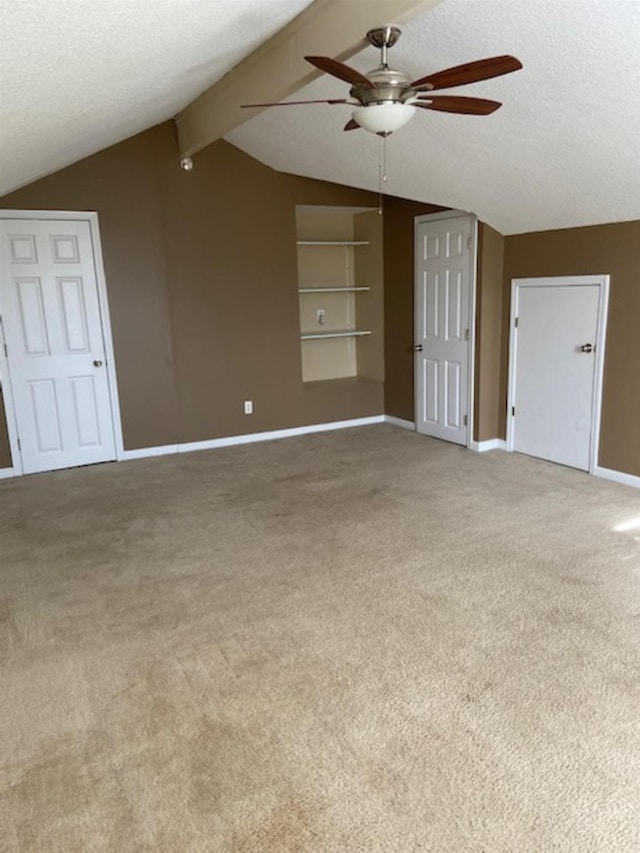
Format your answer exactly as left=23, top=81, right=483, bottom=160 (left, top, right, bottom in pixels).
left=1, top=425, right=640, bottom=851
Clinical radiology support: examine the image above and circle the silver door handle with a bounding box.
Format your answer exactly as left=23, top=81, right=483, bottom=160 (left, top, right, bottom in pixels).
left=413, top=344, right=423, bottom=352
left=579, top=343, right=593, bottom=354
left=93, top=359, right=103, bottom=367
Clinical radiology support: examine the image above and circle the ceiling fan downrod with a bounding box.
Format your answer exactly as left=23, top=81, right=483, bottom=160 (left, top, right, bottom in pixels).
left=366, top=25, right=402, bottom=69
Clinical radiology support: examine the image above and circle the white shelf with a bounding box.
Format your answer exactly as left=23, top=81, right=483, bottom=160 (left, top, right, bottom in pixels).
left=300, top=329, right=372, bottom=341
left=298, top=287, right=370, bottom=293
left=296, top=241, right=369, bottom=246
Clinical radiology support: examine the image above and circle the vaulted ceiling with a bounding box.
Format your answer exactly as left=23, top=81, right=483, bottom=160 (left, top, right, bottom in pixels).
left=2, top=0, right=640, bottom=235
left=0, top=0, right=316, bottom=194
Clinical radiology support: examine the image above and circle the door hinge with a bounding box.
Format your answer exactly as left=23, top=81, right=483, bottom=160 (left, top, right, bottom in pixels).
left=464, top=328, right=470, bottom=341
left=512, top=406, right=515, bottom=416
left=515, top=317, right=519, bottom=328
left=3, top=343, right=6, bottom=357
left=464, top=414, right=468, bottom=426
left=17, top=437, right=21, bottom=450
left=466, top=235, right=472, bottom=250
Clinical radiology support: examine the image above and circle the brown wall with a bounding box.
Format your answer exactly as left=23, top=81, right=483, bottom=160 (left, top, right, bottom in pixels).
left=0, top=123, right=385, bottom=467
left=160, top=136, right=383, bottom=441
left=381, top=211, right=640, bottom=476
left=504, top=220, right=640, bottom=476
left=384, top=211, right=640, bottom=476
left=1, top=127, right=181, bottom=456
left=7, top=120, right=634, bottom=477
left=382, top=196, right=449, bottom=421
left=474, top=223, right=506, bottom=441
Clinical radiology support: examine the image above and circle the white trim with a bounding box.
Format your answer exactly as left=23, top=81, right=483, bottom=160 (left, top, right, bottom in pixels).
left=506, top=275, right=610, bottom=475
left=0, top=467, right=16, bottom=479
left=300, top=329, right=371, bottom=340
left=298, top=287, right=370, bottom=293
left=413, top=212, right=477, bottom=449
left=87, top=212, right=125, bottom=460
left=0, top=210, right=125, bottom=469
left=593, top=465, right=640, bottom=490
left=466, top=216, right=478, bottom=450
left=384, top=415, right=415, bottom=430
left=0, top=209, right=105, bottom=220
left=0, top=316, right=22, bottom=474
left=469, top=438, right=507, bottom=453
left=116, top=416, right=386, bottom=462
left=120, top=444, right=179, bottom=461
left=589, top=279, right=609, bottom=472
left=178, top=416, right=385, bottom=453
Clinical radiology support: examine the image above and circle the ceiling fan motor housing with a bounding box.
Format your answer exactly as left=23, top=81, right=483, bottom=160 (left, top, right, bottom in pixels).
left=350, top=31, right=417, bottom=135
left=351, top=67, right=415, bottom=106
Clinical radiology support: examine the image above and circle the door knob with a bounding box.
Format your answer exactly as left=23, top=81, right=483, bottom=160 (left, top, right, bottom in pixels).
left=93, top=359, right=103, bottom=367
left=413, top=344, right=423, bottom=352
left=579, top=343, right=593, bottom=354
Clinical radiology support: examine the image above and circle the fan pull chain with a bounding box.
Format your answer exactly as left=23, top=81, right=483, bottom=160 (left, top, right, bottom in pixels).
left=378, top=135, right=389, bottom=214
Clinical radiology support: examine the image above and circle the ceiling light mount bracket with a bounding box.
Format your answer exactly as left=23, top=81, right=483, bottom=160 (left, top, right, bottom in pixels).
left=366, top=26, right=402, bottom=51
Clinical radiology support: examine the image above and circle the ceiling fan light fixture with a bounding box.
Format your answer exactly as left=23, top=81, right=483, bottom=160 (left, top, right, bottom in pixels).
left=242, top=26, right=522, bottom=141
left=352, top=102, right=416, bottom=135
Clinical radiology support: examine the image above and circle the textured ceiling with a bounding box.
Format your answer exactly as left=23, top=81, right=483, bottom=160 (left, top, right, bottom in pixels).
left=227, top=0, right=640, bottom=234
left=2, top=0, right=639, bottom=235
left=0, top=0, right=315, bottom=196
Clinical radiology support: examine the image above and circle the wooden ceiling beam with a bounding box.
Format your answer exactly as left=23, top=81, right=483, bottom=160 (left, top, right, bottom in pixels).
left=175, top=0, right=442, bottom=157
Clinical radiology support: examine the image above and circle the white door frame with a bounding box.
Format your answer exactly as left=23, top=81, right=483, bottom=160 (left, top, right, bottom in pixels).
left=0, top=210, right=124, bottom=475
left=506, top=274, right=610, bottom=474
left=413, top=210, right=478, bottom=449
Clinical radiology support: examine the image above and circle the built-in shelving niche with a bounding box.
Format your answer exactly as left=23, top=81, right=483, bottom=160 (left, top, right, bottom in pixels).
left=296, top=206, right=384, bottom=383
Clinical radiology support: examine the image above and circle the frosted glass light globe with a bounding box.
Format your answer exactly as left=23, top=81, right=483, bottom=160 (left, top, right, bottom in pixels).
left=352, top=103, right=416, bottom=135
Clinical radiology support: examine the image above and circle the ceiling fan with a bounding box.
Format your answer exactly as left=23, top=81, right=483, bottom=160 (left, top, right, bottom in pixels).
left=242, top=26, right=522, bottom=137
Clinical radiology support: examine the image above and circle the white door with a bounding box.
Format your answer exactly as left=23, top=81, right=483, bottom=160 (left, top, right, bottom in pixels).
left=415, top=215, right=472, bottom=445
left=0, top=219, right=117, bottom=474
left=509, top=280, right=605, bottom=471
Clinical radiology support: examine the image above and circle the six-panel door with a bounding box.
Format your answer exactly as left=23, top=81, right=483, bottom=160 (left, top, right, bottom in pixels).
left=0, top=219, right=116, bottom=474
left=415, top=216, right=471, bottom=445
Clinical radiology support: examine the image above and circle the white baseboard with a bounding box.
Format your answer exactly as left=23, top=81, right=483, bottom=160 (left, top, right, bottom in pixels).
left=179, top=415, right=385, bottom=454
left=118, top=416, right=386, bottom=461
left=593, top=465, right=640, bottom=490
left=0, top=467, right=16, bottom=480
left=119, top=444, right=178, bottom=461
left=469, top=438, right=508, bottom=453
left=384, top=415, right=415, bottom=431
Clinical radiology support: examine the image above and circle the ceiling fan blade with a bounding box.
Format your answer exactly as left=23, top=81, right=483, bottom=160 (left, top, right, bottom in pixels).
left=305, top=56, right=373, bottom=88
left=411, top=55, right=522, bottom=91
left=344, top=119, right=360, bottom=131
left=241, top=98, right=347, bottom=108
left=415, top=95, right=502, bottom=115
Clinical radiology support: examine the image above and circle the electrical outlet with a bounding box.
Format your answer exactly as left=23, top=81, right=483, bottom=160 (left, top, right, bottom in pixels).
left=316, top=308, right=326, bottom=325
left=243, top=400, right=253, bottom=415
